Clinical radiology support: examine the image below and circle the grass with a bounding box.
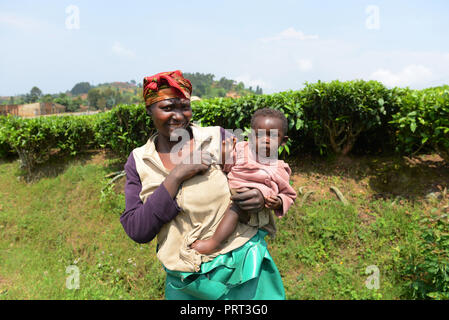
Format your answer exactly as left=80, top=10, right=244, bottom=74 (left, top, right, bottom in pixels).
left=0, top=151, right=448, bottom=300
left=0, top=152, right=165, bottom=300
left=273, top=199, right=421, bottom=299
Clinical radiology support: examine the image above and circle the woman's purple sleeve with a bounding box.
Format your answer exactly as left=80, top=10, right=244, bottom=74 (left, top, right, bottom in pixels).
left=120, top=152, right=181, bottom=244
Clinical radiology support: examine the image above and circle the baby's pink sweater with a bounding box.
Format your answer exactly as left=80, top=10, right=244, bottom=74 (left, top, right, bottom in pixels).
left=223, top=141, right=297, bottom=217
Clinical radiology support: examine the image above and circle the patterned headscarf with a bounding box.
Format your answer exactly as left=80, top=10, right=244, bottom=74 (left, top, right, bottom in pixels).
left=143, top=70, right=192, bottom=106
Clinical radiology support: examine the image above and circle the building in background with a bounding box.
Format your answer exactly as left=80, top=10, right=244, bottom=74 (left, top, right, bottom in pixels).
left=0, top=105, right=19, bottom=116
left=0, top=102, right=66, bottom=117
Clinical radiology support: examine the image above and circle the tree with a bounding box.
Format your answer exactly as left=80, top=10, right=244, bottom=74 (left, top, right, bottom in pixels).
left=217, top=88, right=226, bottom=97
left=42, top=94, right=54, bottom=103
left=29, top=86, right=42, bottom=103
left=69, top=97, right=82, bottom=112
left=218, top=77, right=234, bottom=91
left=87, top=88, right=101, bottom=109
left=54, top=93, right=71, bottom=110
left=184, top=72, right=215, bottom=97
left=54, top=93, right=81, bottom=112
left=236, top=82, right=245, bottom=92
left=71, top=82, right=91, bottom=96
left=97, top=97, right=107, bottom=110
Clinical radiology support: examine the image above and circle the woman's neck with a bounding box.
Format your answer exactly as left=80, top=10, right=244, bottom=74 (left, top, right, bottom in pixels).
left=156, top=127, right=193, bottom=153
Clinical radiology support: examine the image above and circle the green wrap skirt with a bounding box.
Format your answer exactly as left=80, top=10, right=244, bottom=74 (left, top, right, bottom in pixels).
left=164, top=229, right=285, bottom=300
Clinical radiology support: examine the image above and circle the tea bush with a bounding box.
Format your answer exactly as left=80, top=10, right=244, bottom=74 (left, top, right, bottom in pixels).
left=390, top=88, right=449, bottom=161
left=93, top=104, right=154, bottom=160
left=0, top=114, right=96, bottom=176
left=0, top=116, right=15, bottom=158
left=301, top=80, right=398, bottom=156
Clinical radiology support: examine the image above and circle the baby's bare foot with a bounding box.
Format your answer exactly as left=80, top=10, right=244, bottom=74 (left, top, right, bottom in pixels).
left=191, top=239, right=220, bottom=255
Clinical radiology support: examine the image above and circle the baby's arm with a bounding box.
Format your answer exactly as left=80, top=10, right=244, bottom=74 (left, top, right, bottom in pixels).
left=220, top=137, right=237, bottom=172
left=191, top=202, right=243, bottom=255
left=272, top=164, right=297, bottom=217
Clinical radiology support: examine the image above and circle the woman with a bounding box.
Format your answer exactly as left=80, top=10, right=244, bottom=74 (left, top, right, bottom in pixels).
left=120, top=70, right=285, bottom=300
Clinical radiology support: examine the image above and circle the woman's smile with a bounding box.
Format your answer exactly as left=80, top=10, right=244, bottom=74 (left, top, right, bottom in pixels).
left=167, top=122, right=185, bottom=127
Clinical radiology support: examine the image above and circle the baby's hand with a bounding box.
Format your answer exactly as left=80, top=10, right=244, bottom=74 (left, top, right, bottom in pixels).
left=191, top=239, right=220, bottom=255
left=265, top=196, right=282, bottom=209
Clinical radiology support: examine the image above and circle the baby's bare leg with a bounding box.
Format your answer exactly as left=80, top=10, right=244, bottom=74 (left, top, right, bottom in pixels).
left=211, top=202, right=241, bottom=245
left=191, top=202, right=242, bottom=255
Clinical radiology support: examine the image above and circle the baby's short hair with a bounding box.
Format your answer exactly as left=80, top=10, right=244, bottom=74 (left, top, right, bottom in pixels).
left=250, top=108, right=288, bottom=136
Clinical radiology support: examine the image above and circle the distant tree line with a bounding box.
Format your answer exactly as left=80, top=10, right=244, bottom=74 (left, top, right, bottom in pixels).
left=183, top=72, right=263, bottom=98
left=87, top=86, right=141, bottom=110
left=1, top=86, right=84, bottom=112
left=1, top=73, right=264, bottom=111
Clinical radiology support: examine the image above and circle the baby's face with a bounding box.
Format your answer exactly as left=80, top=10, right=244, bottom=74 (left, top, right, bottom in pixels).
left=250, top=116, right=287, bottom=159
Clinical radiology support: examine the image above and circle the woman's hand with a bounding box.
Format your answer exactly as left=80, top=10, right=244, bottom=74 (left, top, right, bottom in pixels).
left=171, top=150, right=212, bottom=182
left=231, top=187, right=265, bottom=213
left=163, top=150, right=212, bottom=198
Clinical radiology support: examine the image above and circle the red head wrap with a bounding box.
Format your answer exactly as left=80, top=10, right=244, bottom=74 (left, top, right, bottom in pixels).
left=143, top=70, right=192, bottom=106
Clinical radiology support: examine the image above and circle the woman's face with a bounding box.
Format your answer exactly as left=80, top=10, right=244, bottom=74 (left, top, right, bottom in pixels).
left=147, top=98, right=192, bottom=138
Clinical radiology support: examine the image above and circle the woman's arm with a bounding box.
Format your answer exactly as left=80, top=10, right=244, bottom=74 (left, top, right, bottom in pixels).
left=120, top=152, right=182, bottom=244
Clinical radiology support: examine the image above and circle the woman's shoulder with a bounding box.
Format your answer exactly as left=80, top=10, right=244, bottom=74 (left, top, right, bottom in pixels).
left=131, top=132, right=159, bottom=162
left=130, top=143, right=148, bottom=161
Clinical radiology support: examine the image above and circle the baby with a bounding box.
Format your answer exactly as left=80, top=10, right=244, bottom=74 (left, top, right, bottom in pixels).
left=191, top=108, right=297, bottom=255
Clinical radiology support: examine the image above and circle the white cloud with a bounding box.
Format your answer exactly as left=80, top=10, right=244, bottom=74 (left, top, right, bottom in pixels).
left=370, top=64, right=433, bottom=87
left=260, top=27, right=319, bottom=43
left=234, top=74, right=271, bottom=90
left=297, top=59, right=313, bottom=72
left=112, top=42, right=136, bottom=59
left=0, top=13, right=45, bottom=31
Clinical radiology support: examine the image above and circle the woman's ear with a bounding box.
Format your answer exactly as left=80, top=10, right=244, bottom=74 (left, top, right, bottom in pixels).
left=146, top=106, right=152, bottom=116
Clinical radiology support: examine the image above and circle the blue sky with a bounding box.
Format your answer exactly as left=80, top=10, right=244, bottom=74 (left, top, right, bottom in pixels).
left=1, top=0, right=449, bottom=96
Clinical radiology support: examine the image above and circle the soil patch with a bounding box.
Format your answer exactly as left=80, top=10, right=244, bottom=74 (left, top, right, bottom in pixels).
left=288, top=153, right=449, bottom=201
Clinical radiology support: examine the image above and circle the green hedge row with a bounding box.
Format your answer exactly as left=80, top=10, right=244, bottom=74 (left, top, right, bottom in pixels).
left=1, top=80, right=448, bottom=174
left=390, top=87, right=449, bottom=162
left=93, top=104, right=154, bottom=160
left=192, top=80, right=448, bottom=158
left=0, top=115, right=97, bottom=175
